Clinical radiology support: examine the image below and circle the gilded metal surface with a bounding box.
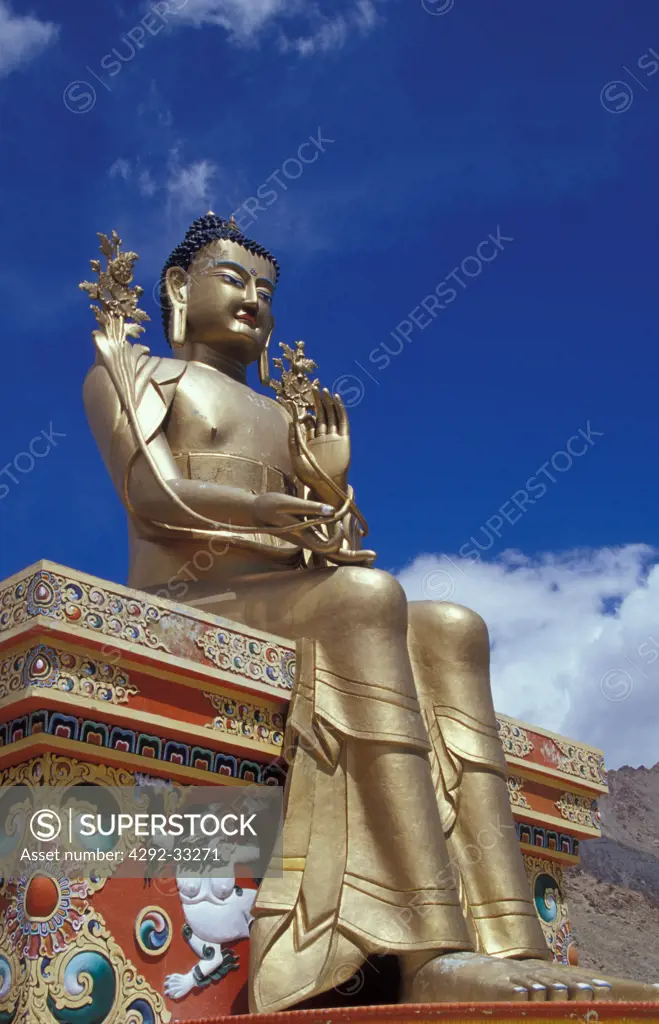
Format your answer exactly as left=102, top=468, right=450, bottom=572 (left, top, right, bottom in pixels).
left=80, top=216, right=659, bottom=1009
left=268, top=340, right=320, bottom=422
left=81, top=226, right=374, bottom=587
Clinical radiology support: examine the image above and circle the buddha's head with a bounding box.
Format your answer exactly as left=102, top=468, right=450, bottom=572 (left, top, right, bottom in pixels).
left=160, top=212, right=279, bottom=365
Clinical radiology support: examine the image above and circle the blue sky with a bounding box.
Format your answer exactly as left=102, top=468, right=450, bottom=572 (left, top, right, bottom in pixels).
left=1, top=0, right=658, bottom=761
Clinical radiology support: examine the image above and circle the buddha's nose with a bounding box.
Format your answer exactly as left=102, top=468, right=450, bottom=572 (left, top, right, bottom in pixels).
left=243, top=279, right=258, bottom=307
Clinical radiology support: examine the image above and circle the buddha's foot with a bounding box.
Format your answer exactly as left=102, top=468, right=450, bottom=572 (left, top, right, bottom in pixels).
left=402, top=953, right=659, bottom=1003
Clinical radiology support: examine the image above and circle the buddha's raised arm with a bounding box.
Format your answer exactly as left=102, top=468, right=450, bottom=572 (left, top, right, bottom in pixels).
left=263, top=342, right=373, bottom=563
left=286, top=387, right=350, bottom=508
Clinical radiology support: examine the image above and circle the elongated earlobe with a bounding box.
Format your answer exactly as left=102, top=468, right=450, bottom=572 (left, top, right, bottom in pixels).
left=169, top=305, right=186, bottom=348
left=258, top=330, right=272, bottom=385
left=165, top=266, right=188, bottom=349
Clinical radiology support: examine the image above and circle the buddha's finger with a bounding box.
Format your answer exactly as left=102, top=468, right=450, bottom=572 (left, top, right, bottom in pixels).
left=334, top=393, right=349, bottom=436
left=272, top=495, right=334, bottom=517
left=332, top=547, right=377, bottom=563
left=304, top=418, right=316, bottom=442
left=321, top=388, right=338, bottom=434
left=313, top=387, right=327, bottom=436
left=254, top=493, right=334, bottom=528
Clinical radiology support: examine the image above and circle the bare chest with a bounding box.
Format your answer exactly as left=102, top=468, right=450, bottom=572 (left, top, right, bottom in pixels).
left=165, top=365, right=292, bottom=474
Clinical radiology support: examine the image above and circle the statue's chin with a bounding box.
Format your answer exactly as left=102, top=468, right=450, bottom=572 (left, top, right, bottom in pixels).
left=185, top=330, right=264, bottom=365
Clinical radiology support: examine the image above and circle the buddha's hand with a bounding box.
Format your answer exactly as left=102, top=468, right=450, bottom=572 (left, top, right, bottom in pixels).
left=253, top=492, right=334, bottom=528
left=287, top=387, right=350, bottom=506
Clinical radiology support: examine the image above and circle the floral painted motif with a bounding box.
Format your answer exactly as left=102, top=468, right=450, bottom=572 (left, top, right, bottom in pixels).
left=555, top=791, right=600, bottom=829
left=498, top=718, right=534, bottom=758
left=204, top=692, right=285, bottom=747
left=506, top=774, right=531, bottom=809
left=0, top=643, right=138, bottom=705
left=197, top=628, right=295, bottom=691
left=5, top=874, right=94, bottom=960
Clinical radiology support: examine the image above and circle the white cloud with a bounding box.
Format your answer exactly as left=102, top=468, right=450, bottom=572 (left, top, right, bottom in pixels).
left=107, top=150, right=216, bottom=207
left=138, top=168, right=157, bottom=197
left=108, top=158, right=158, bottom=197
left=109, top=158, right=132, bottom=182
left=176, top=0, right=288, bottom=39
left=355, top=0, right=378, bottom=30
left=166, top=151, right=217, bottom=214
left=173, top=0, right=381, bottom=54
left=280, top=1, right=380, bottom=56
left=280, top=13, right=349, bottom=57
left=396, top=545, right=659, bottom=770
left=0, top=0, right=58, bottom=77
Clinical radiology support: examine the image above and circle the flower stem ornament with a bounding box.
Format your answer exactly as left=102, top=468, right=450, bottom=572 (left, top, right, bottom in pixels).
left=268, top=340, right=320, bottom=427
left=79, top=230, right=150, bottom=338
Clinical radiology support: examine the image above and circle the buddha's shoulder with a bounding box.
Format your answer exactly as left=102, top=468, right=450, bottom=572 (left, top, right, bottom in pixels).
left=85, top=352, right=188, bottom=385
left=84, top=353, right=189, bottom=413
left=150, top=355, right=189, bottom=386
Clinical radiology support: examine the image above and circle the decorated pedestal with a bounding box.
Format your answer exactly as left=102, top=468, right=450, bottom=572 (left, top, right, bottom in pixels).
left=0, top=561, right=609, bottom=1023
left=497, top=714, right=607, bottom=968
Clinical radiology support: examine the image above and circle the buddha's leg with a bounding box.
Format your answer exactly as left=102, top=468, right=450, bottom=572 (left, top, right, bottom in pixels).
left=192, top=569, right=472, bottom=1013
left=403, top=601, right=659, bottom=1002
left=407, top=600, right=547, bottom=959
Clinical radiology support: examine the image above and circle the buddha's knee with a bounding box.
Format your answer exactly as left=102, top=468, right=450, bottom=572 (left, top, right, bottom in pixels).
left=328, top=566, right=408, bottom=631
left=408, top=601, right=493, bottom=710
left=409, top=601, right=489, bottom=658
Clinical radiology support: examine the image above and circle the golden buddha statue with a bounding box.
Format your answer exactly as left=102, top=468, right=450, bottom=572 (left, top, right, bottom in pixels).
left=81, top=216, right=658, bottom=1011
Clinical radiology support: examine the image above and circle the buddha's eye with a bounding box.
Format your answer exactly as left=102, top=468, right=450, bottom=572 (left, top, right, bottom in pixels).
left=258, top=291, right=273, bottom=305
left=217, top=272, right=244, bottom=289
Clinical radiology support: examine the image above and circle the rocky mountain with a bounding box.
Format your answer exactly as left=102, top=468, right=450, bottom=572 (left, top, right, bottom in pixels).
left=564, top=762, right=659, bottom=980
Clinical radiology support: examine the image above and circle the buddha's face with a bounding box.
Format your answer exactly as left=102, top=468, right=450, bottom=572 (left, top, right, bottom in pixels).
left=166, top=239, right=276, bottom=363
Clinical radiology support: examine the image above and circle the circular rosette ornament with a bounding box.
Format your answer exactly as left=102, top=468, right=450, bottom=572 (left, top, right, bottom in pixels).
left=534, top=872, right=560, bottom=923
left=135, top=906, right=173, bottom=957
left=6, top=874, right=92, bottom=959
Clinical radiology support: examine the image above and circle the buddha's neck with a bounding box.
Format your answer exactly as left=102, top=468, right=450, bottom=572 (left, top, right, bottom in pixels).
left=183, top=342, right=248, bottom=384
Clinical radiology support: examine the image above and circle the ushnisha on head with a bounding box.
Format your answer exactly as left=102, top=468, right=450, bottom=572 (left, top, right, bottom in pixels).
left=160, top=212, right=279, bottom=366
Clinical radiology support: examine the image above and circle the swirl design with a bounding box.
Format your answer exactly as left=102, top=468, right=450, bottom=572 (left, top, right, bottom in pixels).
left=47, top=950, right=116, bottom=1023
left=135, top=907, right=173, bottom=956
left=0, top=956, right=12, bottom=1000
left=534, top=872, right=559, bottom=923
